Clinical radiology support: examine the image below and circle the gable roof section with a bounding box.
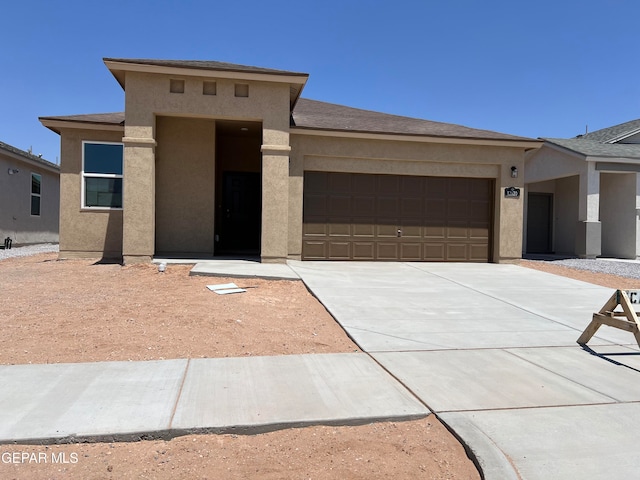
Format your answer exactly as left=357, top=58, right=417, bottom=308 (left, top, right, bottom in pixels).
left=544, top=137, right=640, bottom=160
left=40, top=112, right=125, bottom=134
left=580, top=118, right=640, bottom=143
left=0, top=140, right=59, bottom=173
left=291, top=98, right=537, bottom=143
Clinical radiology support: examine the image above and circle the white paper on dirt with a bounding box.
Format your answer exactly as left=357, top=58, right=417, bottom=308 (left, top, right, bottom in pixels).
left=206, top=283, right=246, bottom=295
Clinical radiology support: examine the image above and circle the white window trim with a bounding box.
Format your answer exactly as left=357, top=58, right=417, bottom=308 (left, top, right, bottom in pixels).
left=30, top=172, right=42, bottom=217
left=81, top=140, right=124, bottom=210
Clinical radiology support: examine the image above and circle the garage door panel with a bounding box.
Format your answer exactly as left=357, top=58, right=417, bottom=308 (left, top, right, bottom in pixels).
left=328, top=242, right=351, bottom=259
left=377, top=242, right=399, bottom=260
left=302, top=241, right=327, bottom=259
left=328, top=173, right=352, bottom=193
left=304, top=172, right=327, bottom=193
left=470, top=244, right=489, bottom=261
left=328, top=220, right=351, bottom=237
left=447, top=244, right=468, bottom=261
left=425, top=198, right=446, bottom=218
left=424, top=243, right=446, bottom=261
left=447, top=222, right=469, bottom=239
left=304, top=194, right=327, bottom=216
left=302, top=172, right=492, bottom=262
left=353, top=196, right=375, bottom=216
left=303, top=220, right=328, bottom=236
left=353, top=222, right=375, bottom=237
left=401, top=197, right=423, bottom=217
left=353, top=242, right=375, bottom=260
left=376, top=221, right=399, bottom=238
left=328, top=195, right=351, bottom=216
left=400, top=243, right=422, bottom=260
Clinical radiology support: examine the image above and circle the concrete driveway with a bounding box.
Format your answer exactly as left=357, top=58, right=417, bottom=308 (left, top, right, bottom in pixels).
left=289, top=261, right=640, bottom=480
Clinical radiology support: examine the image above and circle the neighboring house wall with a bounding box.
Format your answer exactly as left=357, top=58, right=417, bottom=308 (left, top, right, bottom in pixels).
left=600, top=172, right=637, bottom=258
left=0, top=147, right=59, bottom=245
left=58, top=128, right=123, bottom=258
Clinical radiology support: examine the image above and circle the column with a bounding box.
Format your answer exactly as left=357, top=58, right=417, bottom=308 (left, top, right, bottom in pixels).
left=122, top=135, right=156, bottom=264
left=260, top=143, right=290, bottom=263
left=575, top=162, right=600, bottom=258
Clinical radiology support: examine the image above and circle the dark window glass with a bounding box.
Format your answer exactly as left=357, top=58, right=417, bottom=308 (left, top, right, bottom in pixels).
left=31, top=195, right=40, bottom=216
left=31, top=174, right=41, bottom=195
left=84, top=143, right=123, bottom=175
left=85, top=178, right=123, bottom=208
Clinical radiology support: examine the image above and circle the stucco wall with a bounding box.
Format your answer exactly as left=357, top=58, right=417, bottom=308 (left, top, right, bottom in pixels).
left=0, top=153, right=59, bottom=244
left=554, top=176, right=579, bottom=255
left=123, top=71, right=291, bottom=262
left=58, top=128, right=124, bottom=259
left=289, top=133, right=526, bottom=262
left=155, top=116, right=216, bottom=255
left=600, top=172, right=637, bottom=258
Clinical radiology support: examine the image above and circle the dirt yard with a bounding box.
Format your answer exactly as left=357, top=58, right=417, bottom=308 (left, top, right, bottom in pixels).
left=0, top=254, right=480, bottom=480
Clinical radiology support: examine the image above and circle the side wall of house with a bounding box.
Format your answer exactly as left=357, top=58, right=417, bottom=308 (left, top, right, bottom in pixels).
left=0, top=151, right=59, bottom=244
left=58, top=128, right=124, bottom=259
left=289, top=134, right=526, bottom=263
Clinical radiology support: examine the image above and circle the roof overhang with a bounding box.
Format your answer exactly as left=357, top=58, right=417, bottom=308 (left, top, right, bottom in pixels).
left=39, top=116, right=125, bottom=135
left=291, top=126, right=543, bottom=150
left=103, top=59, right=309, bottom=109
left=0, top=146, right=59, bottom=174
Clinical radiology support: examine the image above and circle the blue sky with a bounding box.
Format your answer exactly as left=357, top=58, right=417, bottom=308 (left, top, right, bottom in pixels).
left=2, top=0, right=638, bottom=163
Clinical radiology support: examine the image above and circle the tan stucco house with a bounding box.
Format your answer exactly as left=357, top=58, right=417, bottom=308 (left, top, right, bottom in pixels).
left=40, top=58, right=540, bottom=264
left=0, top=141, right=59, bottom=245
left=525, top=119, right=640, bottom=259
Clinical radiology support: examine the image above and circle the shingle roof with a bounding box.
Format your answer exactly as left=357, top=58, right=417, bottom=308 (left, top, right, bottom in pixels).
left=0, top=140, right=59, bottom=170
left=544, top=137, right=640, bottom=159
left=103, top=58, right=309, bottom=77
left=40, top=100, right=536, bottom=143
left=291, top=98, right=535, bottom=142
left=581, top=119, right=640, bottom=143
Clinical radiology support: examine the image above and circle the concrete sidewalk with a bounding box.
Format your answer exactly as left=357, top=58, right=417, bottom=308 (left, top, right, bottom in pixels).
left=288, top=261, right=640, bottom=480
left=0, top=353, right=427, bottom=444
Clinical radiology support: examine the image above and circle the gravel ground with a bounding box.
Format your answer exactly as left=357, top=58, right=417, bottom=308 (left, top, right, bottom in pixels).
left=0, top=243, right=59, bottom=260
left=525, top=257, right=640, bottom=280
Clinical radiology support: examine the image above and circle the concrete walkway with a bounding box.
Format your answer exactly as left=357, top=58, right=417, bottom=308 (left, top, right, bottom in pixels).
left=0, top=353, right=426, bottom=444
left=288, top=261, right=640, bottom=480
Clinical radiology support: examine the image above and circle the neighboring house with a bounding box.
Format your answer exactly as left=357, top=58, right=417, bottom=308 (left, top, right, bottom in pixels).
left=525, top=119, right=640, bottom=259
left=40, top=58, right=540, bottom=264
left=0, top=141, right=60, bottom=245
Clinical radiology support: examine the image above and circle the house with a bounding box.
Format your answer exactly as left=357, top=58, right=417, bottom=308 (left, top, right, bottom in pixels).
left=525, top=120, right=640, bottom=259
left=0, top=141, right=60, bottom=245
left=39, top=58, right=540, bottom=264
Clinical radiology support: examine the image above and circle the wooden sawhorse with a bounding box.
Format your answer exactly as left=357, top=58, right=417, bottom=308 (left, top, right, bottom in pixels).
left=578, top=289, right=640, bottom=348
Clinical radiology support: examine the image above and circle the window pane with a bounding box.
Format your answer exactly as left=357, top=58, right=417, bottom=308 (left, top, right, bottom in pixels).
left=31, top=174, right=41, bottom=195
left=84, top=143, right=123, bottom=175
left=84, top=178, right=122, bottom=208
left=31, top=195, right=41, bottom=216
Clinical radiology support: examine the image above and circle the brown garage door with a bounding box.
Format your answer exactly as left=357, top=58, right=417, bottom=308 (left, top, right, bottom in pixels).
left=302, top=172, right=493, bottom=262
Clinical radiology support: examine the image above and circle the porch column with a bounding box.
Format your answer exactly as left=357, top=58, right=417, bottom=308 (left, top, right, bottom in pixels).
left=575, top=162, right=600, bottom=258
left=122, top=136, right=156, bottom=264
left=260, top=143, right=290, bottom=263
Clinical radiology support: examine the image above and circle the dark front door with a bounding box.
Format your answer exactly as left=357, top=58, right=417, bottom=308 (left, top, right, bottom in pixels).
left=527, top=193, right=553, bottom=253
left=217, top=172, right=261, bottom=254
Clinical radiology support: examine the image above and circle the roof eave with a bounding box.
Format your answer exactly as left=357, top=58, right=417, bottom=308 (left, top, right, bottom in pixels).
left=39, top=117, right=125, bottom=135
left=291, top=126, right=542, bottom=149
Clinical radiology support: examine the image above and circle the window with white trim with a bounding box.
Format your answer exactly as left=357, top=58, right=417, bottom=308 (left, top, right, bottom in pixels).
left=82, top=142, right=123, bottom=208
left=31, top=173, right=41, bottom=216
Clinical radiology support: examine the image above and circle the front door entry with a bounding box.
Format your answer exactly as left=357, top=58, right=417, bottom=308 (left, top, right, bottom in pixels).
left=527, top=192, right=553, bottom=254
left=217, top=172, right=261, bottom=255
